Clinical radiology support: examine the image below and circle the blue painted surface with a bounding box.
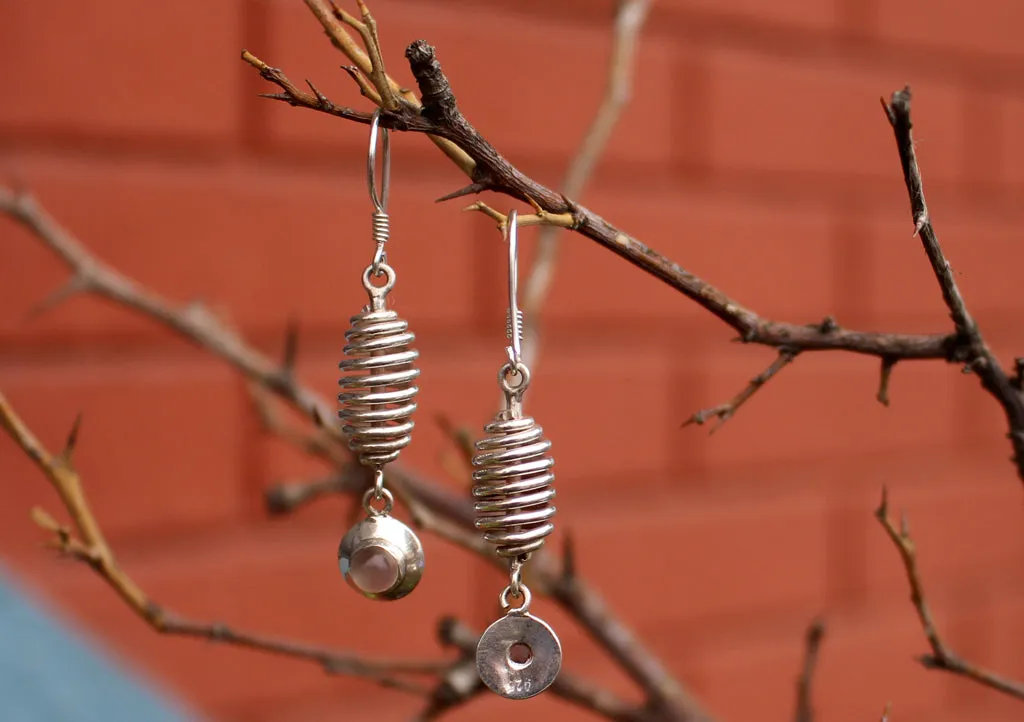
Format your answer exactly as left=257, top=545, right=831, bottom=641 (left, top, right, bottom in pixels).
left=0, top=563, right=201, bottom=722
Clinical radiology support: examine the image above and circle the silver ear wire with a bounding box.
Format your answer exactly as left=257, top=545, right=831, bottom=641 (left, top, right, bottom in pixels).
left=505, top=209, right=524, bottom=367
left=366, top=110, right=391, bottom=274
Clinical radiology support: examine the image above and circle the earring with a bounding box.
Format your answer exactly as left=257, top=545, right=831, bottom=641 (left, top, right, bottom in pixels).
left=472, top=210, right=562, bottom=699
left=336, top=110, right=424, bottom=601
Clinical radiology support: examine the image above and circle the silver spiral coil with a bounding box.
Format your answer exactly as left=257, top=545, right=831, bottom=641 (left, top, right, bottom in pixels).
left=371, top=210, right=390, bottom=247
left=471, top=416, right=556, bottom=558
left=338, top=308, right=420, bottom=467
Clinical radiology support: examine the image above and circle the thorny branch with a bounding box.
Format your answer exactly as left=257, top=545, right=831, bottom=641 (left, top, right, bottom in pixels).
left=240, top=7, right=962, bottom=369
left=875, top=489, right=1024, bottom=701
left=881, top=87, right=1024, bottom=477
left=240, top=2, right=1024, bottom=488
left=4, top=0, right=1024, bottom=718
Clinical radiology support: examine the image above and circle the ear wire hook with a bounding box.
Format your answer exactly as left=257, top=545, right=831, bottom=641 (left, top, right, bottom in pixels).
left=367, top=109, right=391, bottom=274
left=505, top=209, right=524, bottom=367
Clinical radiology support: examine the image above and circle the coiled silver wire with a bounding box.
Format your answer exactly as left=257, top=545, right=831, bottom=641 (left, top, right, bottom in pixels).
left=338, top=302, right=420, bottom=467
left=505, top=309, right=524, bottom=344
left=471, top=415, right=556, bottom=558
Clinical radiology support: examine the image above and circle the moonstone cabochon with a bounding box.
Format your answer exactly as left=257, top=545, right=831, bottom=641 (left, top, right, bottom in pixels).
left=338, top=514, right=424, bottom=601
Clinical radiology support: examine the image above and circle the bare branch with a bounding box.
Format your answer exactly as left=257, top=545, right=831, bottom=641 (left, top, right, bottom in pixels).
left=521, top=0, right=652, bottom=370
left=239, top=37, right=961, bottom=366
left=794, top=619, right=825, bottom=722
left=684, top=349, right=798, bottom=432
left=882, top=87, right=1024, bottom=479
left=875, top=489, right=1024, bottom=700
left=0, top=389, right=447, bottom=693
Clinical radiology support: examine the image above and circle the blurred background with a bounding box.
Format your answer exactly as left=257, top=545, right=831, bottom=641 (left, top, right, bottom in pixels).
left=2, top=1, right=1023, bottom=721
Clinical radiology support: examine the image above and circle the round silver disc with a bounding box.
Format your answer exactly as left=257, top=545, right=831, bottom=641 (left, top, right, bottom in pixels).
left=476, top=612, right=562, bottom=700
left=338, top=514, right=424, bottom=601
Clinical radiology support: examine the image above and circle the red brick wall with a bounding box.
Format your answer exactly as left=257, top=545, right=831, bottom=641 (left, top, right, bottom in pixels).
left=2, top=1, right=1024, bottom=721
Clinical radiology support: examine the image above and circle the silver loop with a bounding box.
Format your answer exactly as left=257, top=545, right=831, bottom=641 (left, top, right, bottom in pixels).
left=499, top=583, right=532, bottom=614
left=372, top=467, right=385, bottom=498
left=505, top=210, right=523, bottom=366
left=371, top=243, right=387, bottom=276
left=499, top=361, right=531, bottom=397
left=362, top=486, right=394, bottom=517
left=367, top=110, right=390, bottom=214
left=362, top=262, right=396, bottom=300
left=509, top=558, right=524, bottom=597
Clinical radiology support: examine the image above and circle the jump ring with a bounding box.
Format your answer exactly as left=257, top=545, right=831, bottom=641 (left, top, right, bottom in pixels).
left=362, top=486, right=394, bottom=517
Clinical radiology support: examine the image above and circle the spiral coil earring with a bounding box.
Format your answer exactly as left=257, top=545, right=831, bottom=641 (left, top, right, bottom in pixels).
left=472, top=210, right=562, bottom=699
left=336, top=110, right=424, bottom=601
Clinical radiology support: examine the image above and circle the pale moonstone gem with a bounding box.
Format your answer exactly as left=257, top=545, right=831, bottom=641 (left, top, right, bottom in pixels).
left=349, top=546, right=400, bottom=594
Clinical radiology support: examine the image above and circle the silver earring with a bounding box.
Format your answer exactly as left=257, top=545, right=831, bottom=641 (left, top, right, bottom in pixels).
left=336, top=110, right=424, bottom=601
left=472, top=210, right=562, bottom=699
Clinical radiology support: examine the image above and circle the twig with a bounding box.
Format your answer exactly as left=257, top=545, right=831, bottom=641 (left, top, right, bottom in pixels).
left=462, top=200, right=575, bottom=231
left=0, top=389, right=447, bottom=694
left=264, top=473, right=353, bottom=516
left=882, top=87, right=1024, bottom=479
left=520, top=0, right=652, bottom=370
left=249, top=382, right=346, bottom=466
left=794, top=619, right=825, bottom=722
left=330, top=0, right=402, bottom=111
left=875, top=489, right=1024, bottom=700
left=683, top=349, right=798, bottom=432
left=303, top=0, right=475, bottom=176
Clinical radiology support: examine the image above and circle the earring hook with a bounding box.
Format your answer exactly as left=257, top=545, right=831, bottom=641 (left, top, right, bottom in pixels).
left=506, top=209, right=523, bottom=367
left=367, top=109, right=390, bottom=213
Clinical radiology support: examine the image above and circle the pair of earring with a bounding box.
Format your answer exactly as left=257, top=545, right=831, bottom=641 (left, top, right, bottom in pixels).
left=334, top=111, right=562, bottom=700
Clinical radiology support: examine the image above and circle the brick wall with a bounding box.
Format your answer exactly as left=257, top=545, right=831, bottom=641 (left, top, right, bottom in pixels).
left=2, top=1, right=1024, bottom=721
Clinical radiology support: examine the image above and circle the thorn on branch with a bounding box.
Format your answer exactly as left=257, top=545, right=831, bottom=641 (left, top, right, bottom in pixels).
left=1011, top=358, right=1024, bottom=391
left=683, top=349, right=798, bottom=432
left=794, top=617, right=825, bottom=722
left=817, top=316, right=838, bottom=334
left=62, top=412, right=83, bottom=462
left=562, top=533, right=576, bottom=582
left=436, top=183, right=488, bottom=203
left=877, top=357, right=896, bottom=407
left=281, top=318, right=299, bottom=377
left=27, top=274, right=92, bottom=319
